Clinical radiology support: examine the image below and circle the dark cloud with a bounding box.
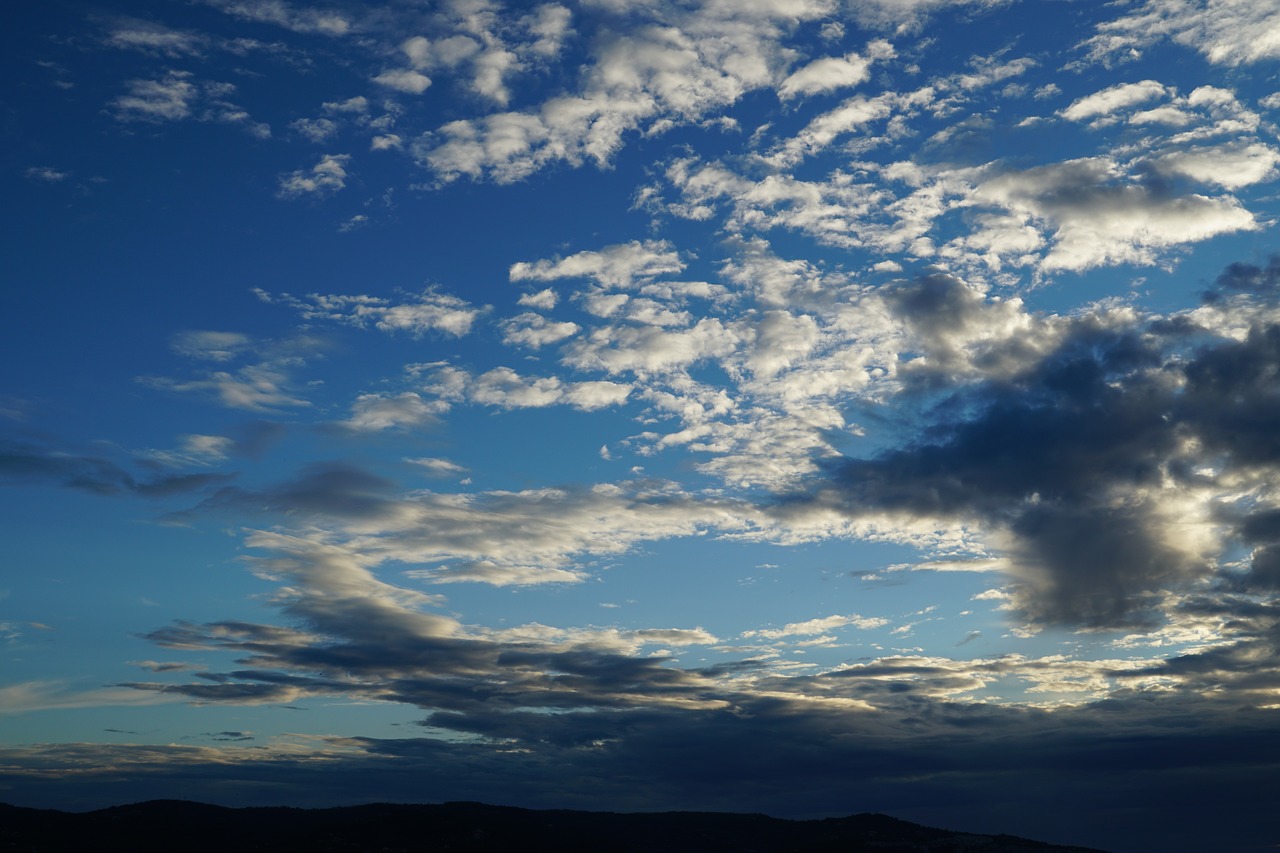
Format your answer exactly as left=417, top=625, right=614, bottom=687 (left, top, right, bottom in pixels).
left=169, top=462, right=397, bottom=522
left=0, top=439, right=235, bottom=497
left=1203, top=254, right=1280, bottom=302
left=809, top=271, right=1280, bottom=629
left=3, top=702, right=1279, bottom=852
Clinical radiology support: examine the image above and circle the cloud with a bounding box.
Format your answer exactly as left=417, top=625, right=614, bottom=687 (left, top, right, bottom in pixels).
left=323, top=96, right=368, bottom=114
left=139, top=365, right=312, bottom=411
left=510, top=241, right=684, bottom=289
left=0, top=439, right=235, bottom=497
left=112, top=71, right=198, bottom=121
left=422, top=365, right=631, bottom=411
left=404, top=457, right=468, bottom=478
left=499, top=312, right=581, bottom=347
left=563, top=319, right=740, bottom=375
left=258, top=288, right=483, bottom=337
left=0, top=681, right=177, bottom=714
left=413, top=2, right=826, bottom=182
left=25, top=167, right=70, bottom=182
left=373, top=69, right=433, bottom=94
left=171, top=331, right=253, bottom=361
left=174, top=465, right=761, bottom=588
left=111, top=71, right=269, bottom=136
left=1059, top=79, right=1170, bottom=123
left=342, top=393, right=440, bottom=431
left=789, top=272, right=1280, bottom=630
left=974, top=157, right=1257, bottom=271
left=205, top=0, right=351, bottom=36
left=137, top=333, right=320, bottom=413
left=1149, top=141, right=1280, bottom=189
left=291, top=117, right=338, bottom=142
left=1083, top=0, right=1280, bottom=67
left=518, top=288, right=559, bottom=310
left=277, top=154, right=350, bottom=198
left=777, top=50, right=876, bottom=101
left=103, top=20, right=205, bottom=56
left=2, top=712, right=1278, bottom=852
left=743, top=614, right=889, bottom=639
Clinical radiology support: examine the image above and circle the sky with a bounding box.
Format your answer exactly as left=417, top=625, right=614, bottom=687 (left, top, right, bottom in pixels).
left=4, top=0, right=1280, bottom=850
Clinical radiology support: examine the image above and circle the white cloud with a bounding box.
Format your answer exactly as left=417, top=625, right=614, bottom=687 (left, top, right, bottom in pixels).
left=424, top=365, right=631, bottom=411
left=373, top=69, right=433, bottom=94
left=523, top=4, right=573, bottom=57
left=845, top=0, right=1006, bottom=30
left=744, top=613, right=889, bottom=639
left=414, top=2, right=824, bottom=182
left=104, top=21, right=204, bottom=56
left=343, top=393, right=439, bottom=431
left=323, top=96, right=368, bottom=114
left=564, top=380, right=633, bottom=410
left=405, top=457, right=468, bottom=477
left=290, top=117, right=338, bottom=142
left=407, top=560, right=587, bottom=586
left=563, top=318, right=740, bottom=375
left=518, top=288, right=559, bottom=310
left=976, top=157, right=1258, bottom=271
left=777, top=51, right=875, bottom=100
left=1060, top=79, right=1170, bottom=123
left=277, top=154, right=350, bottom=198
left=500, top=312, right=581, bottom=347
left=1150, top=141, right=1280, bottom=189
left=260, top=288, right=482, bottom=337
left=24, top=166, right=70, bottom=182
left=328, top=481, right=761, bottom=585
left=206, top=0, right=351, bottom=36
left=112, top=71, right=197, bottom=121
left=1083, top=0, right=1280, bottom=67
left=171, top=330, right=252, bottom=361
left=139, top=364, right=310, bottom=412
left=510, top=240, right=684, bottom=288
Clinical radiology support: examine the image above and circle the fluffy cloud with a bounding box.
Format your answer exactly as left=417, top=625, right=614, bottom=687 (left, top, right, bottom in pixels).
left=1059, top=79, right=1171, bottom=123
left=777, top=50, right=875, bottom=100
left=563, top=318, right=740, bottom=375
left=974, top=157, right=1256, bottom=271
left=421, top=365, right=632, bottom=411
left=510, top=241, right=684, bottom=289
left=372, top=69, right=433, bottom=94
left=413, top=2, right=827, bottom=182
left=1149, top=141, right=1280, bottom=189
left=277, top=154, right=350, bottom=198
left=343, top=393, right=441, bottom=431
left=500, top=312, right=581, bottom=347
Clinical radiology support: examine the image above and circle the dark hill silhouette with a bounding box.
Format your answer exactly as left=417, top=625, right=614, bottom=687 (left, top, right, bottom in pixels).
left=0, top=800, right=1110, bottom=852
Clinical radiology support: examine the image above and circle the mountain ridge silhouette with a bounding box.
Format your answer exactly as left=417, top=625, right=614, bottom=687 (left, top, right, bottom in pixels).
left=0, top=799, right=1111, bottom=851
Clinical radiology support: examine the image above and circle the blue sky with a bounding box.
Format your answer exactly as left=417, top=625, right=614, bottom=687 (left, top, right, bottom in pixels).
left=5, top=1, right=1280, bottom=850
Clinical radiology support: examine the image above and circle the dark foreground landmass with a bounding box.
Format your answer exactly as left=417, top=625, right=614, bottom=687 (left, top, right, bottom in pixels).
left=0, top=800, right=1109, bottom=852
